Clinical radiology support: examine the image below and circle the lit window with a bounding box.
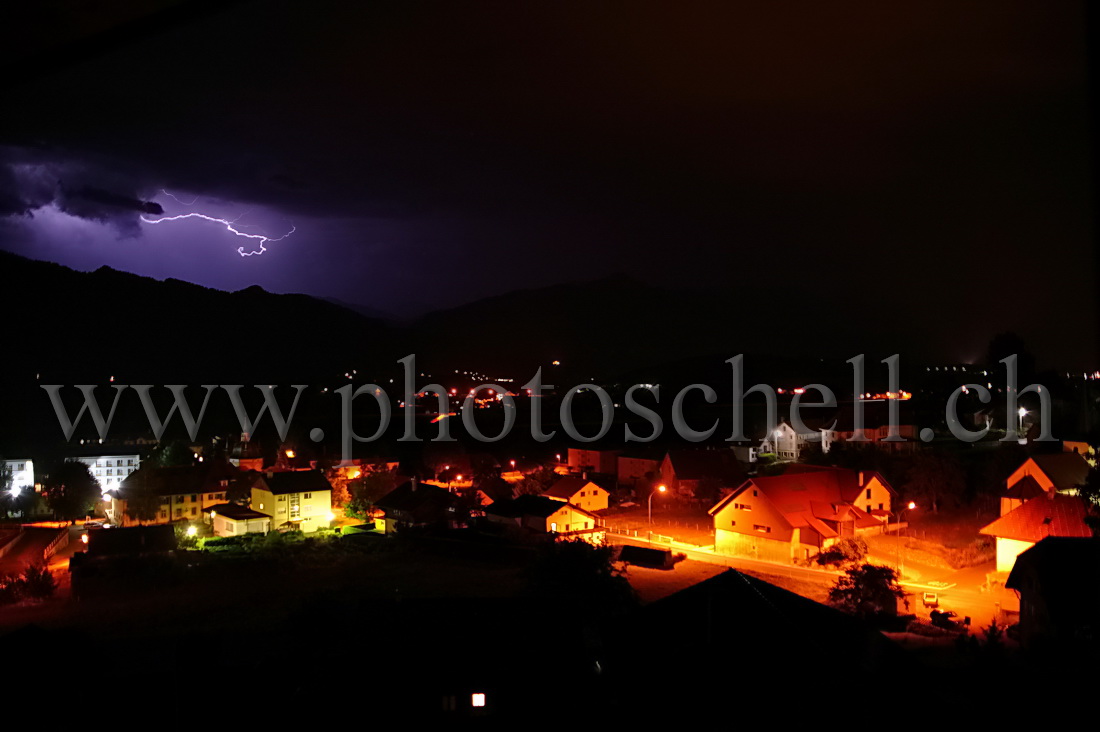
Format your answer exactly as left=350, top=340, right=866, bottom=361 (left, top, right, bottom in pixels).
left=471, top=693, right=486, bottom=708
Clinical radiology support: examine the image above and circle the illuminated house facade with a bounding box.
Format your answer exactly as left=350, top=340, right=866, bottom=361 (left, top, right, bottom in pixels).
left=109, top=462, right=239, bottom=526
left=980, top=492, right=1093, bottom=573
left=567, top=448, right=620, bottom=475
left=709, top=467, right=892, bottom=563
left=207, top=502, right=272, bottom=536
left=73, top=453, right=141, bottom=493
left=998, top=453, right=1089, bottom=516
left=485, top=495, right=601, bottom=539
left=542, top=476, right=609, bottom=512
left=760, top=421, right=830, bottom=460
left=251, top=470, right=334, bottom=533
left=2, top=459, right=34, bottom=493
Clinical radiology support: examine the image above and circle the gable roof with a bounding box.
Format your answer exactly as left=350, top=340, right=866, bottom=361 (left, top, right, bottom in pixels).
left=1006, top=537, right=1100, bottom=625
left=263, top=469, right=333, bottom=495
left=120, top=461, right=240, bottom=498
left=980, top=493, right=1093, bottom=543
left=486, top=495, right=597, bottom=520
left=374, top=480, right=456, bottom=522
left=1004, top=475, right=1046, bottom=501
left=619, top=569, right=905, bottom=672
left=1030, top=453, right=1090, bottom=491
left=710, top=469, right=884, bottom=532
left=542, top=476, right=605, bottom=500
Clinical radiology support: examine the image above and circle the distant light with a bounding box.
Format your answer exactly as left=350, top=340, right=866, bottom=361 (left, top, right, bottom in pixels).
left=657, top=484, right=667, bottom=493
left=285, top=449, right=296, bottom=458
left=908, top=501, right=916, bottom=510
left=325, top=511, right=335, bottom=522
left=456, top=475, right=464, bottom=481
left=1018, top=407, right=1027, bottom=418
left=81, top=533, right=89, bottom=544
left=186, top=526, right=197, bottom=537
left=9, top=485, right=20, bottom=497
left=552, top=360, right=560, bottom=366
left=471, top=693, right=486, bottom=708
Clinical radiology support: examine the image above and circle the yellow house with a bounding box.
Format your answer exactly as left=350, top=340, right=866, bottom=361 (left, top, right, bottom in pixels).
left=207, top=503, right=272, bottom=536
left=485, top=495, right=601, bottom=537
left=980, top=492, right=1093, bottom=572
left=110, top=462, right=242, bottom=527
left=542, top=476, right=610, bottom=512
left=709, top=467, right=890, bottom=563
left=252, top=470, right=334, bottom=533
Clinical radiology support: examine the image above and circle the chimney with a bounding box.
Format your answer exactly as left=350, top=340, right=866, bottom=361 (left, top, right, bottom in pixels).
left=858, top=471, right=864, bottom=487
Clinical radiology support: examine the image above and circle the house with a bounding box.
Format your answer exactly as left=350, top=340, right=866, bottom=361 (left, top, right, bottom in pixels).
left=980, top=492, right=1093, bottom=572
left=760, top=419, right=833, bottom=459
left=109, top=461, right=242, bottom=526
left=660, top=450, right=745, bottom=499
left=2, top=459, right=35, bottom=494
left=485, top=495, right=601, bottom=538
left=567, top=448, right=619, bottom=475
left=542, top=476, right=609, bottom=512
left=616, top=450, right=661, bottom=489
left=708, top=467, right=893, bottom=562
left=1006, top=537, right=1100, bottom=652
left=374, top=479, right=459, bottom=533
left=207, top=503, right=272, bottom=536
left=70, top=451, right=142, bottom=492
left=999, top=453, right=1090, bottom=516
left=252, top=470, right=334, bottom=532
left=829, top=401, right=918, bottom=452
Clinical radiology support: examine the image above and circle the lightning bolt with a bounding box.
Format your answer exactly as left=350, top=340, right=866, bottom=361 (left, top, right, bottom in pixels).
left=159, top=189, right=199, bottom=206
left=140, top=194, right=294, bottom=256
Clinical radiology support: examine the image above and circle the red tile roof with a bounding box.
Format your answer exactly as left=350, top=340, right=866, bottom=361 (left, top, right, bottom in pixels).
left=979, top=493, right=1093, bottom=544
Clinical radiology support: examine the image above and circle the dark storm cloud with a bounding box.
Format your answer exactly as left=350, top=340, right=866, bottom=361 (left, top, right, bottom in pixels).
left=0, top=145, right=165, bottom=235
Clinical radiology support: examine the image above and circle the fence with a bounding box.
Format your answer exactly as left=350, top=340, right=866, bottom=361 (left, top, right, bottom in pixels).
left=42, top=528, right=68, bottom=562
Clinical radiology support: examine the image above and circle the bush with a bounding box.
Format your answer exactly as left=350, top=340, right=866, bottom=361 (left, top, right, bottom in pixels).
left=20, top=564, right=57, bottom=599
left=0, top=565, right=57, bottom=603
left=815, top=536, right=869, bottom=567
left=0, top=574, right=22, bottom=605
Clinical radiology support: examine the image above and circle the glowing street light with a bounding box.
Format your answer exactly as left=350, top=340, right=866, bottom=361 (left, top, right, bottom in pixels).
left=649, top=484, right=667, bottom=525
left=186, top=525, right=198, bottom=537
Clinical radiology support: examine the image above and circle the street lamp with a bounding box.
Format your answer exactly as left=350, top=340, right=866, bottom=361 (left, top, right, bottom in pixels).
left=1017, top=407, right=1027, bottom=440
left=895, top=501, right=917, bottom=578
left=649, top=484, right=667, bottom=525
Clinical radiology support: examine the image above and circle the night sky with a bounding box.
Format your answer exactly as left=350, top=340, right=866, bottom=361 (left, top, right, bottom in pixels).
left=0, top=1, right=1094, bottom=367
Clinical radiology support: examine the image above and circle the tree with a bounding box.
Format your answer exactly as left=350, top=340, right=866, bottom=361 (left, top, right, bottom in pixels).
left=901, top=449, right=965, bottom=513
left=524, top=539, right=638, bottom=616
left=145, top=440, right=196, bottom=468
left=44, top=460, right=101, bottom=520
left=828, top=563, right=906, bottom=619
left=344, top=466, right=397, bottom=520
left=515, top=466, right=558, bottom=496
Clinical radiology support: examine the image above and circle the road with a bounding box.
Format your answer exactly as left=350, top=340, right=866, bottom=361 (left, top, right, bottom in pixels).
left=607, top=532, right=1015, bottom=630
